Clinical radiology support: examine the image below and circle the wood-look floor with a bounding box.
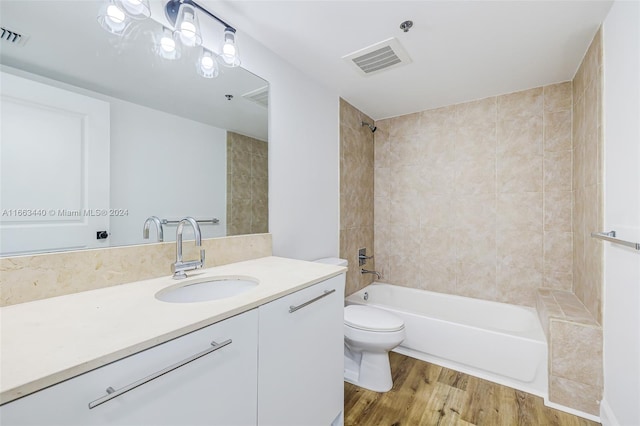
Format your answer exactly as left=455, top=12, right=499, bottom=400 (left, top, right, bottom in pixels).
left=344, top=352, right=600, bottom=426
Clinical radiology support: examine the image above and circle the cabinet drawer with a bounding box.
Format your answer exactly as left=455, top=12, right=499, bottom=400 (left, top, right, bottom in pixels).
left=1, top=309, right=258, bottom=426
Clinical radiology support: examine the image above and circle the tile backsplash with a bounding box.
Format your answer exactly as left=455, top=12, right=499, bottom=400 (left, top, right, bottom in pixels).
left=0, top=233, right=272, bottom=306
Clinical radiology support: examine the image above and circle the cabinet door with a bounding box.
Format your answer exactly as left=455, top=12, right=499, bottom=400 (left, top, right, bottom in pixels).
left=258, top=275, right=345, bottom=426
left=0, top=310, right=258, bottom=426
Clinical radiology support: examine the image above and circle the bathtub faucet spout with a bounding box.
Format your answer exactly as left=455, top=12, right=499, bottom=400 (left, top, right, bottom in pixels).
left=361, top=268, right=381, bottom=279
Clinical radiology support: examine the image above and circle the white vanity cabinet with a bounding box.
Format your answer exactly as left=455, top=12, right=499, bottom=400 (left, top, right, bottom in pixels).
left=257, top=274, right=345, bottom=426
left=0, top=309, right=258, bottom=426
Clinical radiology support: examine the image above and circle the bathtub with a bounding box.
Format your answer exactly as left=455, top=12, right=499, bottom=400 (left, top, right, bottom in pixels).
left=345, top=283, right=548, bottom=398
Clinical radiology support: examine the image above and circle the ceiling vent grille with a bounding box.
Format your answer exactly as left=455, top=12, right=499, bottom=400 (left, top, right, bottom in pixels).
left=343, top=37, right=412, bottom=76
left=242, top=86, right=269, bottom=108
left=0, top=26, right=28, bottom=46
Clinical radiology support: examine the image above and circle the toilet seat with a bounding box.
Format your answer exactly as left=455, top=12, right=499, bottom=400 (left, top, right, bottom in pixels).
left=344, top=305, right=404, bottom=332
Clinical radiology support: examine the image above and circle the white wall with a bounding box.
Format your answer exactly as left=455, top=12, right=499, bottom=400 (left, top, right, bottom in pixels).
left=601, top=2, right=640, bottom=425
left=234, top=26, right=340, bottom=260
left=109, top=100, right=227, bottom=246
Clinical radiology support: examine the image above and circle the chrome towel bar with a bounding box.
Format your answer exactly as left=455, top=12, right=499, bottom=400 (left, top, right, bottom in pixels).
left=591, top=231, right=640, bottom=251
left=161, top=218, right=219, bottom=225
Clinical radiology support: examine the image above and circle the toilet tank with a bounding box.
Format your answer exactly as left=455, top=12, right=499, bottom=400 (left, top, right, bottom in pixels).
left=314, top=258, right=348, bottom=267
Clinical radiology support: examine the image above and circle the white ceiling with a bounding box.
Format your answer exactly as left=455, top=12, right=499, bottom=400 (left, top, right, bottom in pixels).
left=207, top=0, right=613, bottom=120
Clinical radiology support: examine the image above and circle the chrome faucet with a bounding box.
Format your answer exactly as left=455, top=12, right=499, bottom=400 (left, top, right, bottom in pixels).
left=361, top=268, right=381, bottom=279
left=142, top=216, right=164, bottom=242
left=172, top=217, right=205, bottom=279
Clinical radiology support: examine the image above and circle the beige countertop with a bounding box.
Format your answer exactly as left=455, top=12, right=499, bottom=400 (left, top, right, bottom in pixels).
left=0, top=256, right=346, bottom=405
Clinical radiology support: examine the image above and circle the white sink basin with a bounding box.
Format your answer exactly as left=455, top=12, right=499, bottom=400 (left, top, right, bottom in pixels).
left=156, top=277, right=259, bottom=303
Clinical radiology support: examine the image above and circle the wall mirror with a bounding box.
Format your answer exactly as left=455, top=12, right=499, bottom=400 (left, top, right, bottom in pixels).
left=0, top=0, right=269, bottom=256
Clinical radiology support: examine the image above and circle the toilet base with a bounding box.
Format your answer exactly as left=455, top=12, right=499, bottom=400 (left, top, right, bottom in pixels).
left=344, top=347, right=393, bottom=392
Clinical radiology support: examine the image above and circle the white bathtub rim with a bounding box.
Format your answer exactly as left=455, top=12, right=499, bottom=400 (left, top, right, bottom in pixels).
left=347, top=283, right=546, bottom=342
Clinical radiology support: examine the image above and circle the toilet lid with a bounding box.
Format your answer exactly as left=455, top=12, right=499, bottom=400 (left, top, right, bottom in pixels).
left=344, top=305, right=404, bottom=332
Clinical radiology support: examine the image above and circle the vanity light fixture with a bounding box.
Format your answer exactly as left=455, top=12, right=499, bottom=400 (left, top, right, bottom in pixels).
left=97, top=0, right=241, bottom=75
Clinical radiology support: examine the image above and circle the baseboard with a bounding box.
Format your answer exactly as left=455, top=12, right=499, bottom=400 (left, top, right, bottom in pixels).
left=599, top=398, right=621, bottom=426
left=543, top=398, right=601, bottom=423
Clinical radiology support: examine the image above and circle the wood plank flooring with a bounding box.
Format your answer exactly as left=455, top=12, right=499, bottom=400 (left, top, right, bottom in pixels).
left=344, top=352, right=600, bottom=426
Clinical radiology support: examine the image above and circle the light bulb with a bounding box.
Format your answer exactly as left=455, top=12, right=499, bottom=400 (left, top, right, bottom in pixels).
left=106, top=4, right=126, bottom=24
left=222, top=43, right=236, bottom=57
left=180, top=21, right=197, bottom=44
left=201, top=55, right=215, bottom=70
left=197, top=50, right=219, bottom=78
left=155, top=27, right=180, bottom=60
left=160, top=36, right=175, bottom=53
left=173, top=4, right=202, bottom=47
left=98, top=1, right=130, bottom=35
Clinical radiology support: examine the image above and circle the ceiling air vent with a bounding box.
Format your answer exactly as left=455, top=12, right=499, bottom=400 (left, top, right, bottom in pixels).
left=242, top=86, right=269, bottom=108
left=0, top=26, right=28, bottom=46
left=342, top=37, right=412, bottom=77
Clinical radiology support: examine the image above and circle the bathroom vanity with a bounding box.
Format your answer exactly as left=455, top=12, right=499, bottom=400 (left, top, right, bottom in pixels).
left=0, top=257, right=346, bottom=426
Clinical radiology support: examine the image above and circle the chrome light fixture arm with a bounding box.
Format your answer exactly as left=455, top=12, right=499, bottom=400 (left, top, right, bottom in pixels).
left=164, top=0, right=236, bottom=33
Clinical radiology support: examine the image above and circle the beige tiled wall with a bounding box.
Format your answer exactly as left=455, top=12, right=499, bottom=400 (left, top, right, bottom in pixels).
left=227, top=132, right=268, bottom=236
left=340, top=99, right=375, bottom=296
left=0, top=234, right=272, bottom=306
left=572, top=29, right=604, bottom=324
left=374, top=84, right=573, bottom=306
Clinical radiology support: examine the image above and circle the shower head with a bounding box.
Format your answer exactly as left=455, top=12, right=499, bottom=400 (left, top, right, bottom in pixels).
left=361, top=121, right=377, bottom=133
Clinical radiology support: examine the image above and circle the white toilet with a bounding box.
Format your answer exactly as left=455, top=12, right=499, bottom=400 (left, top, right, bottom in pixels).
left=343, top=305, right=405, bottom=392
left=313, top=258, right=406, bottom=393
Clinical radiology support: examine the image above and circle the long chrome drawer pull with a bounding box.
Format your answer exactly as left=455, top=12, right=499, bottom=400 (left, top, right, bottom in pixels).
left=88, top=339, right=232, bottom=409
left=289, top=289, right=336, bottom=313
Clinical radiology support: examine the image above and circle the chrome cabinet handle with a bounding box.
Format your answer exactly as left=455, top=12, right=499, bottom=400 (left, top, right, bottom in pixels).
left=289, top=289, right=336, bottom=313
left=88, top=339, right=232, bottom=409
